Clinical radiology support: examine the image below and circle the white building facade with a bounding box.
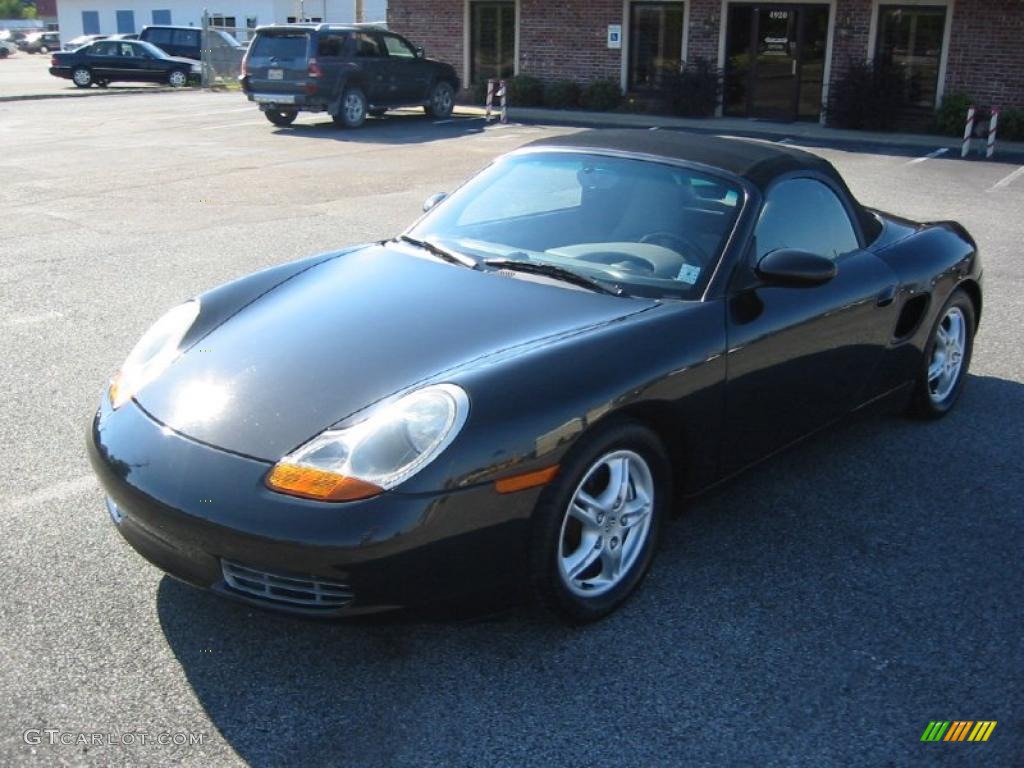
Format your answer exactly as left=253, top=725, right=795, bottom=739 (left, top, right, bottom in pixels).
left=56, top=0, right=387, bottom=40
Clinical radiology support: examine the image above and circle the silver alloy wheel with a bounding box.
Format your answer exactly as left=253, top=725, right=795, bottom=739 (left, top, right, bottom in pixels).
left=432, top=84, right=453, bottom=114
left=168, top=70, right=187, bottom=87
left=72, top=67, right=91, bottom=86
left=557, top=450, right=655, bottom=597
left=928, top=306, right=966, bottom=403
left=344, top=91, right=365, bottom=124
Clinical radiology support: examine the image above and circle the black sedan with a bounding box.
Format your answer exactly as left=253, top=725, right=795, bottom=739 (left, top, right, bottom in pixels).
left=88, top=131, right=982, bottom=623
left=50, top=39, right=199, bottom=88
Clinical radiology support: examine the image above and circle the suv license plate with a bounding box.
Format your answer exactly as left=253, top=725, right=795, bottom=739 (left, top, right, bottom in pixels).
left=268, top=68, right=283, bottom=80
left=255, top=94, right=295, bottom=104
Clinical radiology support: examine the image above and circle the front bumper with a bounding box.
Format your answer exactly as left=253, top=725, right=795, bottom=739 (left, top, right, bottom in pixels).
left=87, top=397, right=540, bottom=617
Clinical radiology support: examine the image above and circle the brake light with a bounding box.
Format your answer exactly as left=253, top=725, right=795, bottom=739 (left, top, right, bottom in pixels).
left=240, top=57, right=248, bottom=76
left=50, top=56, right=57, bottom=67
left=307, top=57, right=322, bottom=78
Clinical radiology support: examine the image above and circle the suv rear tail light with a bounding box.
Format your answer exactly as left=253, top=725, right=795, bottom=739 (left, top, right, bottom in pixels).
left=50, top=56, right=57, bottom=67
left=307, top=57, right=323, bottom=78
left=240, top=58, right=248, bottom=76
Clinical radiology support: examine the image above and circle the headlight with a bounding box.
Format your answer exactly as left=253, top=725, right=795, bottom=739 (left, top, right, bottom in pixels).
left=108, top=300, right=199, bottom=409
left=266, top=383, right=469, bottom=502
left=191, top=63, right=201, bottom=73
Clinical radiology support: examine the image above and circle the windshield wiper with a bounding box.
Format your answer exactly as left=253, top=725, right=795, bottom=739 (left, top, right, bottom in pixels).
left=483, top=258, right=622, bottom=296
left=397, top=235, right=478, bottom=269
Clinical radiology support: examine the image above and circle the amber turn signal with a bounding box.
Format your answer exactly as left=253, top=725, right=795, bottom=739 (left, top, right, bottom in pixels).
left=266, top=464, right=383, bottom=502
left=494, top=464, right=559, bottom=494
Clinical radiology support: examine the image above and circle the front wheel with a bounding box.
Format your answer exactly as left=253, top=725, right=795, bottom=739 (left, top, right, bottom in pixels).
left=424, top=81, right=454, bottom=118
left=168, top=69, right=188, bottom=88
left=907, top=288, right=976, bottom=418
left=529, top=420, right=670, bottom=624
left=39, top=45, right=49, bottom=54
left=264, top=109, right=297, bottom=127
left=332, top=87, right=366, bottom=129
left=71, top=67, right=92, bottom=88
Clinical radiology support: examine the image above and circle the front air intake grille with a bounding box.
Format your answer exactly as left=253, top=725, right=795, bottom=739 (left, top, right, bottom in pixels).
left=221, top=560, right=353, bottom=609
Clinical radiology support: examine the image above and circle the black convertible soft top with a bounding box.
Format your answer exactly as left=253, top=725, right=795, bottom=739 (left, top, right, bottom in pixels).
left=526, top=130, right=880, bottom=238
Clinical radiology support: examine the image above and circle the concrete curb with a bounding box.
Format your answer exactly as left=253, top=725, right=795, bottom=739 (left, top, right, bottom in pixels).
left=0, top=86, right=239, bottom=104
left=454, top=105, right=1024, bottom=157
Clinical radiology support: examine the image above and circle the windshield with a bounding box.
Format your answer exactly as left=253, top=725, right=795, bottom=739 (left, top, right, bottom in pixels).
left=408, top=151, right=743, bottom=299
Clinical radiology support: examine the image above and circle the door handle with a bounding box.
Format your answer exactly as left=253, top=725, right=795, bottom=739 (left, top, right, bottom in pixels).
left=876, top=285, right=897, bottom=307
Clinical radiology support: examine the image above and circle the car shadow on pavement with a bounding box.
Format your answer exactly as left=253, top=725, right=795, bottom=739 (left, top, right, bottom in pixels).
left=156, top=373, right=1023, bottom=767
left=267, top=112, right=488, bottom=145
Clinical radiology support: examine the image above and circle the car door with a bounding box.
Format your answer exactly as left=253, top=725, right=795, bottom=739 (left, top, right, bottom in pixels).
left=722, top=175, right=899, bottom=474
left=127, top=42, right=167, bottom=82
left=351, top=31, right=389, bottom=104
left=88, top=41, right=120, bottom=80
left=380, top=33, right=430, bottom=104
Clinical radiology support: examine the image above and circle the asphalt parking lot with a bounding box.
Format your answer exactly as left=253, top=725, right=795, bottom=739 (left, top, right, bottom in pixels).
left=1, top=91, right=1022, bottom=767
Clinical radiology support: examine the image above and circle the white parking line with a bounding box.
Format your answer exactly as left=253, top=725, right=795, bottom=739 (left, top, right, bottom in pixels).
left=1, top=311, right=63, bottom=326
left=0, top=475, right=96, bottom=512
left=989, top=165, right=1024, bottom=191
left=904, top=147, right=949, bottom=166
left=199, top=120, right=268, bottom=130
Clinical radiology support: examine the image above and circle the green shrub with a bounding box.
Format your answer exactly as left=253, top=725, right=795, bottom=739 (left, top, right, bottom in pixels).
left=933, top=93, right=975, bottom=136
left=827, top=58, right=906, bottom=130
left=997, top=108, right=1024, bottom=142
left=663, top=58, right=722, bottom=117
left=580, top=79, right=622, bottom=112
left=543, top=79, right=581, bottom=109
left=505, top=74, right=544, bottom=107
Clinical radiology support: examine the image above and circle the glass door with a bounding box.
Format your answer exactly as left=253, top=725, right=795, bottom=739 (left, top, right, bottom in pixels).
left=470, top=1, right=515, bottom=85
left=725, top=4, right=830, bottom=121
left=628, top=2, right=685, bottom=90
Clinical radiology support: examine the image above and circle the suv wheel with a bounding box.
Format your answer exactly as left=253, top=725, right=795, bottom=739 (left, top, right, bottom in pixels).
left=333, top=87, right=367, bottom=129
left=264, top=109, right=297, bottom=127
left=71, top=67, right=92, bottom=88
left=39, top=45, right=49, bottom=54
left=425, top=81, right=454, bottom=118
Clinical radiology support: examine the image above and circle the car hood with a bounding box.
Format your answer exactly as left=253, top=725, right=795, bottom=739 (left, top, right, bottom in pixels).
left=134, top=244, right=656, bottom=461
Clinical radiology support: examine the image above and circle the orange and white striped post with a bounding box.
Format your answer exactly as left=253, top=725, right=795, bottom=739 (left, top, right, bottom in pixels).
left=987, top=108, right=999, bottom=159
left=961, top=106, right=976, bottom=158
left=484, top=78, right=496, bottom=121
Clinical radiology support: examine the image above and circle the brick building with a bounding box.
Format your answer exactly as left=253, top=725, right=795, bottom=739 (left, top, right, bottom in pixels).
left=388, top=1, right=1024, bottom=123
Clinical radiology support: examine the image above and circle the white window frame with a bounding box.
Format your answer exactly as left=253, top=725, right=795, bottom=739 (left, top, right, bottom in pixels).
left=620, top=0, right=690, bottom=93
left=866, top=0, right=955, bottom=109
left=716, top=0, right=838, bottom=123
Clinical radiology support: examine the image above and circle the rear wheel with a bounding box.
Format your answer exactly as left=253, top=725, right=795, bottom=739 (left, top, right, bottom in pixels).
left=71, top=67, right=92, bottom=88
left=264, top=109, right=297, bottom=127
left=39, top=45, right=49, bottom=54
left=907, top=288, right=975, bottom=419
left=529, top=420, right=669, bottom=624
left=332, top=87, right=367, bottom=128
left=369, top=108, right=386, bottom=117
left=167, top=69, right=188, bottom=88
left=424, top=81, right=454, bottom=118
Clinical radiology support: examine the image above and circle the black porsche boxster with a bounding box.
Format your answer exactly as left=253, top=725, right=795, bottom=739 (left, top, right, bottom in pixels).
left=88, top=131, right=982, bottom=623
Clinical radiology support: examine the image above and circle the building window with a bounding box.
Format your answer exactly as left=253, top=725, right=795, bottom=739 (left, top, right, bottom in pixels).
left=211, top=15, right=237, bottom=28
left=628, top=2, right=685, bottom=91
left=116, top=10, right=135, bottom=34
left=82, top=10, right=100, bottom=35
left=875, top=5, right=947, bottom=110
left=152, top=10, right=171, bottom=25
left=470, top=1, right=515, bottom=85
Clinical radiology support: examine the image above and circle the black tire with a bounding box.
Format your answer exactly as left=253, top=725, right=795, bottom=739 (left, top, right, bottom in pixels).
left=0, top=49, right=8, bottom=59
left=332, top=87, right=367, bottom=128
left=71, top=66, right=92, bottom=88
left=424, top=81, right=455, bottom=118
left=96, top=79, right=109, bottom=88
left=528, top=419, right=670, bottom=624
left=167, top=69, right=189, bottom=88
left=39, top=45, right=49, bottom=54
left=264, top=109, right=297, bottom=127
left=369, top=108, right=386, bottom=117
left=907, top=287, right=976, bottom=419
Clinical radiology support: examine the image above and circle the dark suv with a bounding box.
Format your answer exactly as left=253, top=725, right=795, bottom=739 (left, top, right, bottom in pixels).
left=138, top=25, right=244, bottom=74
left=241, top=24, right=460, bottom=128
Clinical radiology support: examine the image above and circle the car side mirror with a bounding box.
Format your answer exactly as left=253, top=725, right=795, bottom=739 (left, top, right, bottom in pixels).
left=415, top=46, right=425, bottom=58
left=422, top=192, right=447, bottom=212
left=756, top=248, right=836, bottom=287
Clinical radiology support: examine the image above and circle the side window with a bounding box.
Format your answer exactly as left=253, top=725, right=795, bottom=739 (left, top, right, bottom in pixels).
left=92, top=41, right=116, bottom=56
left=172, top=29, right=200, bottom=48
left=382, top=35, right=415, bottom=59
left=146, top=28, right=173, bottom=45
left=119, top=43, right=136, bottom=57
left=316, top=33, right=346, bottom=58
left=755, top=178, right=859, bottom=260
left=354, top=32, right=383, bottom=58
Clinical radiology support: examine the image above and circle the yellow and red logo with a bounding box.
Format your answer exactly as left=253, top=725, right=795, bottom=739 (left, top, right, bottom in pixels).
left=920, top=721, right=997, bottom=742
